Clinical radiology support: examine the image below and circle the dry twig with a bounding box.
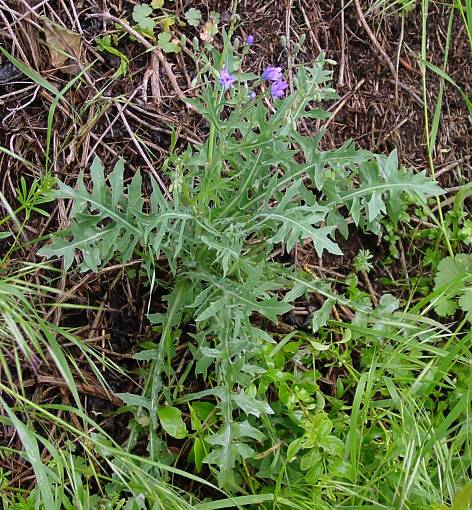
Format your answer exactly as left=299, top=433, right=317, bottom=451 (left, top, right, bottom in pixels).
left=87, top=12, right=195, bottom=112
left=353, top=0, right=398, bottom=82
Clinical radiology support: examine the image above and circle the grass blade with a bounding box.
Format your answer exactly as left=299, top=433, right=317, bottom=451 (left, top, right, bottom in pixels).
left=0, top=396, right=56, bottom=509
left=0, top=46, right=59, bottom=95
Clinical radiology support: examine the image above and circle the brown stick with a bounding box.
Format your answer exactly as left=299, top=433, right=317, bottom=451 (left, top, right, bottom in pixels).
left=361, top=269, right=379, bottom=307
left=22, top=375, right=123, bottom=407
left=353, top=0, right=398, bottom=82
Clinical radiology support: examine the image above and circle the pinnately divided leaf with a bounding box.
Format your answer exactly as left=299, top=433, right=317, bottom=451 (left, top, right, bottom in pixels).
left=261, top=207, right=341, bottom=257
left=38, top=157, right=191, bottom=273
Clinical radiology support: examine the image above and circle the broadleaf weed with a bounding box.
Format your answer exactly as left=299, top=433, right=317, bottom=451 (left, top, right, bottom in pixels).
left=37, top=43, right=450, bottom=497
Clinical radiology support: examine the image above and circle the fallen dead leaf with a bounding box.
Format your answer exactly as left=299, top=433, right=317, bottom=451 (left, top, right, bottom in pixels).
left=42, top=17, right=81, bottom=71
left=200, top=20, right=217, bottom=43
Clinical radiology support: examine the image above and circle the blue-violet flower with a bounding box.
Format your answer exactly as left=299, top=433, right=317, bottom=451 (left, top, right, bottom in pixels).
left=270, top=80, right=288, bottom=98
left=262, top=65, right=283, bottom=81
left=219, top=66, right=236, bottom=90
left=246, top=35, right=254, bottom=45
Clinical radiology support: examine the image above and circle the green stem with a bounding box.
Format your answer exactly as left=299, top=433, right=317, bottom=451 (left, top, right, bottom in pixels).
left=208, top=121, right=216, bottom=165
left=0, top=204, right=26, bottom=229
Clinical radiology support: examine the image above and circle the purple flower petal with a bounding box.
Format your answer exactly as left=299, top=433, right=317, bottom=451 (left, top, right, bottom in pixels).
left=262, top=66, right=283, bottom=82
left=246, top=35, right=254, bottom=45
left=249, top=91, right=257, bottom=100
left=219, top=66, right=236, bottom=90
left=270, top=80, right=288, bottom=98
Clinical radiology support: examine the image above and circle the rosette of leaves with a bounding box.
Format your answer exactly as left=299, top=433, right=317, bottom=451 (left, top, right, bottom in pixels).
left=39, top=53, right=441, bottom=488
